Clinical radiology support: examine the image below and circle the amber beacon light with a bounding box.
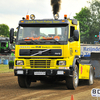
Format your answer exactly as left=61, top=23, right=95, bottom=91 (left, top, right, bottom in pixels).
left=64, top=14, right=67, bottom=19
left=26, top=15, right=29, bottom=20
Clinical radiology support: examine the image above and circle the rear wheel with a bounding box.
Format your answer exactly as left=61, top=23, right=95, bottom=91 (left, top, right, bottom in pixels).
left=18, top=76, right=31, bottom=88
left=86, top=66, right=94, bottom=85
left=66, top=64, right=79, bottom=89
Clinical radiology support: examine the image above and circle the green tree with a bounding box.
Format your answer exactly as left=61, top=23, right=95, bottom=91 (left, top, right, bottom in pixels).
left=89, top=0, right=100, bottom=41
left=74, top=7, right=91, bottom=43
left=74, top=0, right=100, bottom=43
left=0, top=24, right=9, bottom=37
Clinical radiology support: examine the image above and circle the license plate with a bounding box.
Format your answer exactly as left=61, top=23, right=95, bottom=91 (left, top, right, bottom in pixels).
left=17, top=70, right=23, bottom=74
left=57, top=71, right=64, bottom=75
left=34, top=72, right=46, bottom=75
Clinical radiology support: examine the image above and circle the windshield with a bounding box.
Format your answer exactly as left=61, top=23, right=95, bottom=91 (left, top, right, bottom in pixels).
left=17, top=26, right=68, bottom=42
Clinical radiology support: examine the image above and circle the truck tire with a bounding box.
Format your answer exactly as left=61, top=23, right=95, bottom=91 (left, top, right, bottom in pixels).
left=86, top=66, right=94, bottom=85
left=66, top=64, right=79, bottom=89
left=18, top=76, right=31, bottom=88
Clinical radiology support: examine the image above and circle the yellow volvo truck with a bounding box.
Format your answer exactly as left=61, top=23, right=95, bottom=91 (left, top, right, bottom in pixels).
left=10, top=14, right=94, bottom=89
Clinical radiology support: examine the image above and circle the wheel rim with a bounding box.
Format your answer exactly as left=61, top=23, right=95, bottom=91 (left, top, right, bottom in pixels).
left=74, top=68, right=78, bottom=86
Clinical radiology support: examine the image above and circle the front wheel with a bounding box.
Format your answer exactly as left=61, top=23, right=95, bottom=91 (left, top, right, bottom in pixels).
left=18, top=76, right=31, bottom=88
left=66, top=64, right=79, bottom=89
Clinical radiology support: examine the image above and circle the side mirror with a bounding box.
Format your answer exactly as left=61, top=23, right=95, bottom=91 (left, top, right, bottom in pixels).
left=73, top=30, right=79, bottom=41
left=10, top=28, right=14, bottom=43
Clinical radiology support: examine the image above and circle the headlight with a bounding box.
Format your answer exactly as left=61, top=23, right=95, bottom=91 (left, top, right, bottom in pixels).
left=16, top=61, right=24, bottom=65
left=57, top=61, right=66, bottom=65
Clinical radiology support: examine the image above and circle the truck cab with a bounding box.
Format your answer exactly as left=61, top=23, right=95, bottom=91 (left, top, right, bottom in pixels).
left=10, top=14, right=94, bottom=89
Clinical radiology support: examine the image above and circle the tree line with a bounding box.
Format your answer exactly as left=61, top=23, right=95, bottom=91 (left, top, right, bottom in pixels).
left=74, top=0, right=100, bottom=43
left=0, top=24, right=9, bottom=37
left=0, top=24, right=17, bottom=37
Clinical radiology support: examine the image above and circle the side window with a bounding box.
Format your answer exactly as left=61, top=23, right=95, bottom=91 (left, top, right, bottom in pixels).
left=70, top=26, right=75, bottom=42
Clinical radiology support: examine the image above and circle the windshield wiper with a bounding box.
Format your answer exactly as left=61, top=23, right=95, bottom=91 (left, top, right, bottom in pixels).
left=26, top=39, right=38, bottom=44
left=50, top=38, right=60, bottom=44
left=19, top=39, right=38, bottom=44
left=40, top=38, right=60, bottom=44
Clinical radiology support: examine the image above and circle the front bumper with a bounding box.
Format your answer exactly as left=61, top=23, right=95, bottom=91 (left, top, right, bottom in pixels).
left=14, top=69, right=72, bottom=76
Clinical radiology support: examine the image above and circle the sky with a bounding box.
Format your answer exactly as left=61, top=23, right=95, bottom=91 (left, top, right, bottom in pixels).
left=0, top=0, right=92, bottom=31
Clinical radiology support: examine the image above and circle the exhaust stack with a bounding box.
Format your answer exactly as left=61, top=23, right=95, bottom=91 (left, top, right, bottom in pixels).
left=51, top=0, right=61, bottom=15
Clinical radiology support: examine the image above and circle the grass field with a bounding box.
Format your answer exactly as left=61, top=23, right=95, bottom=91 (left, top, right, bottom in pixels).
left=0, top=64, right=14, bottom=73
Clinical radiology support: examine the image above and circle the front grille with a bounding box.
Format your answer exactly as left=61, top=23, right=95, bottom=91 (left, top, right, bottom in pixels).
left=30, top=60, right=51, bottom=68
left=20, top=49, right=62, bottom=56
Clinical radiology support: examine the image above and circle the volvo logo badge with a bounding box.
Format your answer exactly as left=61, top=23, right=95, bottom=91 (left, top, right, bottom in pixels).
left=38, top=51, right=43, bottom=54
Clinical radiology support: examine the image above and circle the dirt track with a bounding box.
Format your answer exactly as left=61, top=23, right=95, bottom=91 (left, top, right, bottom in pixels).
left=0, top=72, right=100, bottom=100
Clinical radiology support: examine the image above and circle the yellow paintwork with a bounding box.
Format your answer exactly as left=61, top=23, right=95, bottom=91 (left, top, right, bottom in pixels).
left=14, top=58, right=70, bottom=69
left=14, top=44, right=72, bottom=69
left=79, top=64, right=90, bottom=79
left=14, top=42, right=80, bottom=69
left=15, top=19, right=81, bottom=71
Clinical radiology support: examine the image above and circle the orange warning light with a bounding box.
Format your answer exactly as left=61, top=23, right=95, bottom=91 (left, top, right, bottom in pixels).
left=21, top=21, right=24, bottom=23
left=62, top=20, right=65, bottom=22
left=26, top=15, right=29, bottom=20
left=64, top=14, right=67, bottom=19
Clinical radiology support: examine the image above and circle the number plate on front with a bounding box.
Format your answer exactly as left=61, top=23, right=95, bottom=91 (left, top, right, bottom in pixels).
left=17, top=70, right=23, bottom=74
left=34, top=72, right=46, bottom=75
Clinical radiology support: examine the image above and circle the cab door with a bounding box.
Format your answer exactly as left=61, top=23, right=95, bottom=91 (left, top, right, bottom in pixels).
left=69, top=25, right=80, bottom=61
